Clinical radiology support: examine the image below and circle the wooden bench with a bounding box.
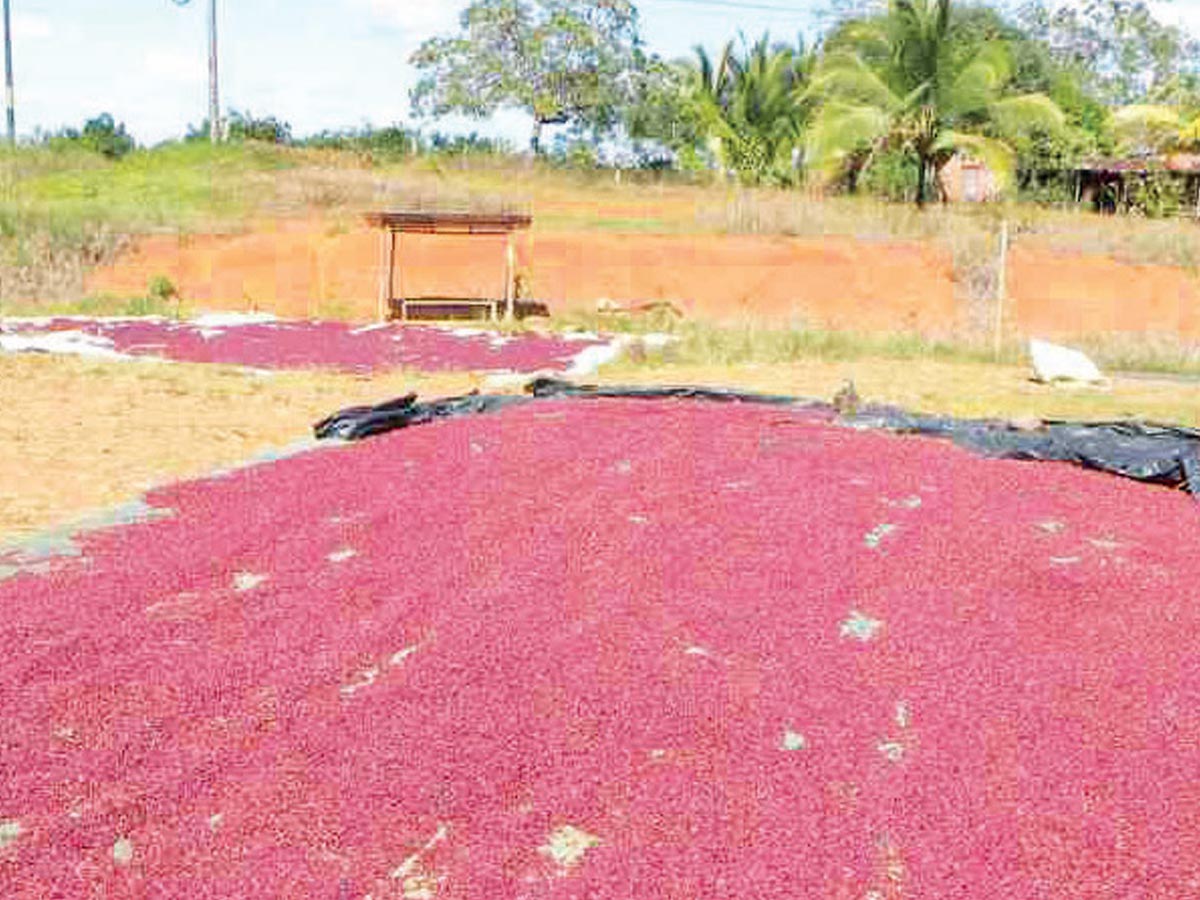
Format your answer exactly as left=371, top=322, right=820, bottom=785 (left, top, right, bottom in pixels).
left=365, top=210, right=533, bottom=322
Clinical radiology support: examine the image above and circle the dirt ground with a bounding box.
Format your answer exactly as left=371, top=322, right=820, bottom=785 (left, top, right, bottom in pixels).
left=85, top=225, right=958, bottom=330
left=0, top=355, right=479, bottom=543
left=4, top=353, right=1197, bottom=544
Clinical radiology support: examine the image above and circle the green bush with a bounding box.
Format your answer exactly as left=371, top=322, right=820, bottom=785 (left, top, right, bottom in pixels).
left=187, top=111, right=292, bottom=145
left=147, top=274, right=178, bottom=303
left=861, top=150, right=920, bottom=202
left=45, top=114, right=136, bottom=160
left=1126, top=170, right=1186, bottom=218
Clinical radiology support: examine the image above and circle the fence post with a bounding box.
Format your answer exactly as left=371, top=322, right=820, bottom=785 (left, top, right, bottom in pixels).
left=993, top=219, right=1008, bottom=361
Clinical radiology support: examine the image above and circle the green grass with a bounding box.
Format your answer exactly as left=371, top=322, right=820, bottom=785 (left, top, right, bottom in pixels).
left=551, top=310, right=1200, bottom=377
left=0, top=142, right=296, bottom=306
left=0, top=142, right=291, bottom=235
left=0, top=292, right=188, bottom=319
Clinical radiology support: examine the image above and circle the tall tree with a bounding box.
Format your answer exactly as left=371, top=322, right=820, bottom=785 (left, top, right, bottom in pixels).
left=1011, top=0, right=1199, bottom=105
left=808, top=0, right=1063, bottom=206
left=1109, top=102, right=1200, bottom=154
left=410, top=0, right=641, bottom=154
left=623, top=54, right=708, bottom=168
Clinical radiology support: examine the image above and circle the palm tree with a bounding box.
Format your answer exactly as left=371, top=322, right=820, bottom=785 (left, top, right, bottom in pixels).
left=807, top=0, right=1063, bottom=206
left=692, top=35, right=817, bottom=185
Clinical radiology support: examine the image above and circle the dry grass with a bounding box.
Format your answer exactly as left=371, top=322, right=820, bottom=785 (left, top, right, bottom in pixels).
left=595, top=358, right=1200, bottom=426
left=556, top=312, right=1200, bottom=377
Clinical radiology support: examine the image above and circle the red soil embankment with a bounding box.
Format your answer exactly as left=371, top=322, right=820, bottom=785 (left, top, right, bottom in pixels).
left=86, top=220, right=1200, bottom=338
left=85, top=222, right=957, bottom=330
left=1010, top=246, right=1200, bottom=338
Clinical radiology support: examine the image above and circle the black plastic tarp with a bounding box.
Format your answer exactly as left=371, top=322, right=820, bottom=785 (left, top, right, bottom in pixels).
left=313, top=378, right=1200, bottom=496
left=313, top=391, right=530, bottom=441
left=842, top=407, right=1200, bottom=494
left=313, top=379, right=810, bottom=441
left=526, top=376, right=806, bottom=407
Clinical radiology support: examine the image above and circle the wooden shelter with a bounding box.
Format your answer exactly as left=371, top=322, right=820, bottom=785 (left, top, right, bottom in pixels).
left=1075, top=154, right=1200, bottom=216
left=365, top=210, right=534, bottom=322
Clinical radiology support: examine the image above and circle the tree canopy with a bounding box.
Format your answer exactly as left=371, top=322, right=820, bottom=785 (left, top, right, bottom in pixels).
left=691, top=35, right=818, bottom=185
left=807, top=0, right=1064, bottom=205
left=410, top=0, right=642, bottom=153
left=402, top=0, right=1200, bottom=213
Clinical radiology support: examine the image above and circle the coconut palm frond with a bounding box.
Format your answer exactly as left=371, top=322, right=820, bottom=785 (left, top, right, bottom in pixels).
left=807, top=102, right=891, bottom=172
left=989, top=93, right=1065, bottom=137
left=811, top=51, right=903, bottom=112
left=945, top=41, right=1011, bottom=118
left=690, top=34, right=816, bottom=184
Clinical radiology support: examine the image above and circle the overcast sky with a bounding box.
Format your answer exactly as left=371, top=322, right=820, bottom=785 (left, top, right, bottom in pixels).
left=9, top=0, right=1200, bottom=146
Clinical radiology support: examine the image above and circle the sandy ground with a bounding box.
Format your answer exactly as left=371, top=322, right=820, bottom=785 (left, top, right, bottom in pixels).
left=0, top=355, right=480, bottom=542
left=4, top=353, right=1198, bottom=544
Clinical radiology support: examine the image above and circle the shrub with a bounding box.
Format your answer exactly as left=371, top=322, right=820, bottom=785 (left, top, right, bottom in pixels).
left=147, top=274, right=181, bottom=318
left=46, top=114, right=136, bottom=160
left=147, top=274, right=178, bottom=304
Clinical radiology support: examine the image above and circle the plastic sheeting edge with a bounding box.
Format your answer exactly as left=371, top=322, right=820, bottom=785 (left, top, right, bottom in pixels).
left=313, top=377, right=1200, bottom=497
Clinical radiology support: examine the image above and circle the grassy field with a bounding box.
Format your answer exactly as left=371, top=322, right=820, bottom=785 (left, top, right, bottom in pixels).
left=550, top=309, right=1200, bottom=378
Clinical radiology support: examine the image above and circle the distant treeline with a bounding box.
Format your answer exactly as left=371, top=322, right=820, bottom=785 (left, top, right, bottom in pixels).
left=34, top=112, right=512, bottom=162
left=26, top=0, right=1200, bottom=217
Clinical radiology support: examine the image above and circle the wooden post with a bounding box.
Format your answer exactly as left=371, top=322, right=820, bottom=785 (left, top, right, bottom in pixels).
left=504, top=233, right=516, bottom=321
left=392, top=231, right=403, bottom=321
left=993, top=219, right=1009, bottom=361
left=527, top=227, right=534, bottom=309
left=376, top=227, right=389, bottom=322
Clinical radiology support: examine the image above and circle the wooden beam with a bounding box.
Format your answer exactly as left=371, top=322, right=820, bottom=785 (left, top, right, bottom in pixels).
left=392, top=230, right=403, bottom=321
left=376, top=228, right=389, bottom=322
left=504, top=233, right=516, bottom=321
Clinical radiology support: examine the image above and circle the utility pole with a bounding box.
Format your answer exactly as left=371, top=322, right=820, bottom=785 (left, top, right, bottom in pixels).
left=172, top=0, right=219, bottom=142
left=207, top=0, right=218, bottom=143
left=3, top=0, right=14, bottom=144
